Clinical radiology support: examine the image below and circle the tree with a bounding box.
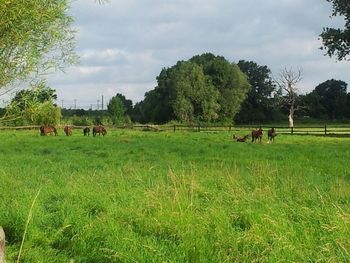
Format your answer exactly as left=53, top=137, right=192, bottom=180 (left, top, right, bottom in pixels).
left=312, top=79, right=348, bottom=119
left=107, top=96, right=126, bottom=124
left=168, top=61, right=220, bottom=122
left=132, top=85, right=174, bottom=124
left=4, top=81, right=61, bottom=125
left=299, top=93, right=327, bottom=118
left=320, top=0, right=350, bottom=60
left=0, top=1, right=76, bottom=90
left=11, top=81, right=57, bottom=111
left=236, top=60, right=276, bottom=123
left=135, top=53, right=250, bottom=124
left=274, top=68, right=303, bottom=127
left=190, top=54, right=251, bottom=122
left=114, top=93, right=133, bottom=116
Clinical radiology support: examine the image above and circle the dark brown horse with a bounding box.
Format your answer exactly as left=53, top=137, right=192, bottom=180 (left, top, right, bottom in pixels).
left=93, top=126, right=107, bottom=137
left=40, top=126, right=57, bottom=136
left=268, top=128, right=277, bottom=142
left=64, top=126, right=72, bottom=136
left=83, top=127, right=90, bottom=136
left=233, top=134, right=249, bottom=142
left=251, top=127, right=263, bottom=142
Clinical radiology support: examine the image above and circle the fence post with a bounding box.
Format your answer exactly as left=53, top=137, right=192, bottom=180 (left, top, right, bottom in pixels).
left=0, top=226, right=5, bottom=263
left=229, top=125, right=231, bottom=132
left=173, top=124, right=176, bottom=133
left=198, top=123, right=200, bottom=132
left=291, top=127, right=294, bottom=135
left=324, top=124, right=327, bottom=136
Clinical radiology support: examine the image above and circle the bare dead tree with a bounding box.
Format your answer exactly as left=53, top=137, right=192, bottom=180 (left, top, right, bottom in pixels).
left=274, top=67, right=303, bottom=128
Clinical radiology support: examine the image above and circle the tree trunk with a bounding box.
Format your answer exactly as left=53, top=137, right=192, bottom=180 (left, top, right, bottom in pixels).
left=0, top=226, right=5, bottom=263
left=289, top=108, right=294, bottom=128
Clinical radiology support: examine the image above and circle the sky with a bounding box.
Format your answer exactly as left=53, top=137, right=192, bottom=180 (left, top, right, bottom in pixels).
left=47, top=0, right=349, bottom=110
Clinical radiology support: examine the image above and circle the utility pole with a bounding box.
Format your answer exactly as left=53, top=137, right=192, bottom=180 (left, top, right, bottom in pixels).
left=101, top=95, right=104, bottom=110
left=61, top=99, right=64, bottom=108
left=74, top=99, right=77, bottom=109
left=97, top=99, right=100, bottom=110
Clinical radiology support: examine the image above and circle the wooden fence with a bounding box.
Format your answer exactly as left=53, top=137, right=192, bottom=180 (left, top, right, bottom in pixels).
left=1, top=124, right=350, bottom=136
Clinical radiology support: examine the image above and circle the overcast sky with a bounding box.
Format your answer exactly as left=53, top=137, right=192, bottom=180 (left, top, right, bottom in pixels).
left=48, top=0, right=349, bottom=109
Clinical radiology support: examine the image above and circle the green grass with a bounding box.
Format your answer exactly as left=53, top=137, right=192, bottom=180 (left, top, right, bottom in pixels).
left=0, top=129, right=350, bottom=262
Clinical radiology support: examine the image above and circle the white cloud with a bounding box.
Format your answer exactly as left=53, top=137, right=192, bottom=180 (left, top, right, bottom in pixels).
left=48, top=0, right=350, bottom=107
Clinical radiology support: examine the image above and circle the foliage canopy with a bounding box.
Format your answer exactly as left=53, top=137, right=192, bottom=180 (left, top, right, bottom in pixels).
left=135, top=53, right=250, bottom=124
left=4, top=81, right=61, bottom=126
left=320, top=0, right=350, bottom=60
left=0, top=0, right=76, bottom=88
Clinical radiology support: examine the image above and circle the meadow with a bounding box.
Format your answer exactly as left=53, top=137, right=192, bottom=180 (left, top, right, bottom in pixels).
left=0, top=129, right=349, bottom=262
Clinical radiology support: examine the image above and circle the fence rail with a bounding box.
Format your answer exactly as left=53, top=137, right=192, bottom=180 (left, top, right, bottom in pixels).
left=1, top=124, right=350, bottom=136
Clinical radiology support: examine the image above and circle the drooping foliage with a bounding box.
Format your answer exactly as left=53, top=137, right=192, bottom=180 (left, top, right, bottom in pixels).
left=4, top=81, right=61, bottom=126
left=0, top=0, right=76, bottom=88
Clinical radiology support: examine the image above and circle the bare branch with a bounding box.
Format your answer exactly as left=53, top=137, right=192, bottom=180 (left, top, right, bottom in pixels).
left=273, top=67, right=303, bottom=127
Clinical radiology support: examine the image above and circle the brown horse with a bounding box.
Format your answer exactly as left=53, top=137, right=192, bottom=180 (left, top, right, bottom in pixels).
left=233, top=134, right=249, bottom=142
left=251, top=127, right=263, bottom=142
left=64, top=126, right=72, bottom=136
left=93, top=126, right=107, bottom=137
left=83, top=127, right=90, bottom=136
left=40, top=125, right=57, bottom=136
left=268, top=128, right=277, bottom=142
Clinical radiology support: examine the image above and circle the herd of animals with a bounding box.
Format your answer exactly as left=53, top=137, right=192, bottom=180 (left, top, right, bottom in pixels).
left=39, top=125, right=276, bottom=142
left=233, top=127, right=277, bottom=143
left=39, top=125, right=107, bottom=137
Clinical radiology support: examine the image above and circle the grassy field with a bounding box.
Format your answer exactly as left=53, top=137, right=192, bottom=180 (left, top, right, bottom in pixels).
left=0, top=129, right=350, bottom=262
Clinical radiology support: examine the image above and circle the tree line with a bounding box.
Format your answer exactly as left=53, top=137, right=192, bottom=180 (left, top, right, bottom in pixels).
left=1, top=0, right=350, bottom=126
left=1, top=53, right=349, bottom=127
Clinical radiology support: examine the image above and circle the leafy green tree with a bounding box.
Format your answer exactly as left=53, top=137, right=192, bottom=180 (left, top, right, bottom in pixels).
left=4, top=81, right=61, bottom=125
left=107, top=96, right=126, bottom=124
left=236, top=60, right=276, bottom=123
left=168, top=61, right=220, bottom=122
left=312, top=79, right=348, bottom=119
left=114, top=93, right=133, bottom=116
left=34, top=101, right=62, bottom=126
left=11, top=81, right=57, bottom=111
left=190, top=54, right=251, bottom=122
left=299, top=93, right=327, bottom=118
left=320, top=0, right=350, bottom=60
left=132, top=86, right=173, bottom=124
left=0, top=1, right=76, bottom=89
left=136, top=53, right=250, bottom=124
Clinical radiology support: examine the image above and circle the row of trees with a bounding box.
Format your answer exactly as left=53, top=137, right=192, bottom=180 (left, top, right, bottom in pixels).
left=1, top=0, right=350, bottom=126
left=2, top=54, right=349, bottom=126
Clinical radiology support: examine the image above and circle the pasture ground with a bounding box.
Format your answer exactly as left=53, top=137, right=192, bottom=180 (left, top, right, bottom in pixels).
left=0, top=129, right=349, bottom=262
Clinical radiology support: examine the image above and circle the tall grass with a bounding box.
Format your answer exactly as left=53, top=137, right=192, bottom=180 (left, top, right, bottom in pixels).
left=0, top=129, right=349, bottom=262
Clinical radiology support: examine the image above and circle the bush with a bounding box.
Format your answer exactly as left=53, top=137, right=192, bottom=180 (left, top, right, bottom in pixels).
left=34, top=101, right=61, bottom=125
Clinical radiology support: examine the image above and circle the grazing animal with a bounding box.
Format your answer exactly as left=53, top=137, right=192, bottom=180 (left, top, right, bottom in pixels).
left=93, top=126, right=107, bottom=137
left=233, top=134, right=249, bottom=142
left=268, top=127, right=277, bottom=142
left=64, top=126, right=73, bottom=136
left=83, top=127, right=90, bottom=136
left=40, top=125, right=57, bottom=136
left=251, top=127, right=263, bottom=142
